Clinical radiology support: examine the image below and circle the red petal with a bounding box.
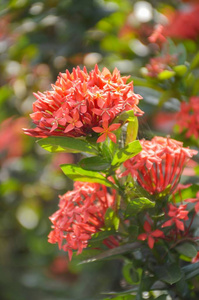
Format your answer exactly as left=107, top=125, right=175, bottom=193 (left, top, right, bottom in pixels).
left=143, top=221, right=151, bottom=232
left=148, top=236, right=155, bottom=249
left=137, top=233, right=147, bottom=241
left=108, top=123, right=121, bottom=131
left=64, top=123, right=74, bottom=133
left=75, top=121, right=83, bottom=128
left=175, top=219, right=185, bottom=231
left=102, top=120, right=109, bottom=130
left=97, top=133, right=107, bottom=143
left=152, top=229, right=164, bottom=237
left=92, top=126, right=104, bottom=133
left=161, top=219, right=173, bottom=228
left=108, top=132, right=117, bottom=143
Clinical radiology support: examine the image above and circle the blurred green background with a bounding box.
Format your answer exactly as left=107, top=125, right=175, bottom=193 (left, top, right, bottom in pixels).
left=0, top=0, right=198, bottom=299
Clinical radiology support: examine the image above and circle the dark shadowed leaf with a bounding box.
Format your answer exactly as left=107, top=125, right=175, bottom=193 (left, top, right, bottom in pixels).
left=154, top=263, right=182, bottom=285
left=175, top=243, right=197, bottom=258
left=182, top=262, right=199, bottom=280
left=79, top=242, right=141, bottom=264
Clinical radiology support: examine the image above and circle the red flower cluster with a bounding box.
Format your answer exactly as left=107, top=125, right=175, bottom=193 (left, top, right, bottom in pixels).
left=145, top=54, right=177, bottom=78
left=121, top=136, right=197, bottom=195
left=24, top=65, right=143, bottom=142
left=176, top=97, right=199, bottom=140
left=48, top=182, right=116, bottom=260
left=163, top=4, right=199, bottom=40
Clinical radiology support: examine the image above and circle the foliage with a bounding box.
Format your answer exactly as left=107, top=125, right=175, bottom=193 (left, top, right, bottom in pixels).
left=0, top=0, right=199, bottom=299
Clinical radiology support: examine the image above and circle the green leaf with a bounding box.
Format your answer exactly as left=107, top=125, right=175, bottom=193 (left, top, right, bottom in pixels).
left=102, top=291, right=137, bottom=299
left=111, top=140, right=142, bottom=169
left=89, top=230, right=116, bottom=243
left=154, top=295, right=167, bottom=300
left=176, top=44, right=187, bottom=64
left=125, top=117, right=138, bottom=145
left=104, top=208, right=120, bottom=230
left=131, top=77, right=163, bottom=92
left=122, top=262, right=140, bottom=285
left=113, top=109, right=135, bottom=124
left=171, top=184, right=199, bottom=203
left=60, top=164, right=113, bottom=187
left=79, top=156, right=111, bottom=171
left=157, top=70, right=175, bottom=80
left=190, top=52, right=199, bottom=70
left=154, top=263, right=182, bottom=285
left=182, top=262, right=199, bottom=280
left=125, top=197, right=155, bottom=217
left=79, top=242, right=141, bottom=264
left=37, top=136, right=97, bottom=154
left=102, top=143, right=113, bottom=161
left=175, top=243, right=197, bottom=258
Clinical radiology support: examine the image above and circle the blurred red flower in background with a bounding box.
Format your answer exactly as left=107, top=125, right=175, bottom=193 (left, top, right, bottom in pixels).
left=164, top=4, right=199, bottom=40
left=0, top=117, right=28, bottom=164
left=145, top=54, right=177, bottom=78
left=176, top=97, right=199, bottom=140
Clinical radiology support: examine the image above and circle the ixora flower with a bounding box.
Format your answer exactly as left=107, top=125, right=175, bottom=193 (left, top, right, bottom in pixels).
left=24, top=65, right=143, bottom=143
left=176, top=97, right=199, bottom=140
left=162, top=204, right=189, bottom=231
left=48, top=182, right=116, bottom=260
left=121, top=136, right=197, bottom=195
left=137, top=220, right=164, bottom=249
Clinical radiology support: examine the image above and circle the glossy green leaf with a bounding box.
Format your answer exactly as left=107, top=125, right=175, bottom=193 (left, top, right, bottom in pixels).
left=102, top=143, right=113, bottom=161
left=125, top=197, right=155, bottom=217
left=37, top=136, right=97, bottom=154
left=154, top=264, right=182, bottom=285
left=79, top=156, right=111, bottom=171
left=104, top=208, right=120, bottom=230
left=60, top=164, right=113, bottom=187
left=111, top=140, right=142, bottom=169
left=175, top=243, right=197, bottom=258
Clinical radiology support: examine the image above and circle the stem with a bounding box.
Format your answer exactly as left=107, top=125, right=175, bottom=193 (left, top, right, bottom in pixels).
left=184, top=211, right=196, bottom=236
